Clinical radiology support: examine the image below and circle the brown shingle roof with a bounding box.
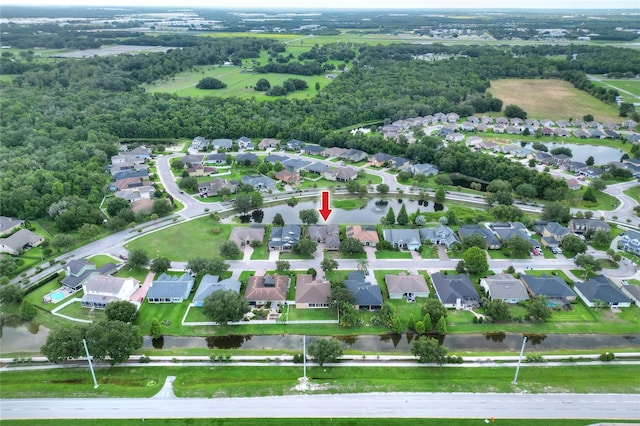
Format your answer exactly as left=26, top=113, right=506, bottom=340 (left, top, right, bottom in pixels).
left=295, top=274, right=331, bottom=305
left=245, top=275, right=290, bottom=303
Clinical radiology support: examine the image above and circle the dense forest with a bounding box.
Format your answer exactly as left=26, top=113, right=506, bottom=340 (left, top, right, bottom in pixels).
left=1, top=30, right=639, bottom=233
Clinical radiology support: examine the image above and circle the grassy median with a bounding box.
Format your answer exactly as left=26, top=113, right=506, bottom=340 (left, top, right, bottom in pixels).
left=1, top=365, right=638, bottom=399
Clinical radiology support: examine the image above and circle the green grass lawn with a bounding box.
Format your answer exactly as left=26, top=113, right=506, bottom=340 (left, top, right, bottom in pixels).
left=375, top=250, right=413, bottom=259
left=250, top=244, right=270, bottom=260
left=135, top=300, right=191, bottom=336
left=115, top=267, right=150, bottom=283
left=24, top=279, right=67, bottom=313
left=488, top=250, right=530, bottom=260
left=126, top=220, right=234, bottom=261
left=5, top=420, right=630, bottom=426
left=570, top=188, right=619, bottom=211
left=287, top=306, right=337, bottom=321
left=420, top=245, right=440, bottom=259
left=623, top=185, right=640, bottom=202
left=332, top=198, right=368, bottom=210
left=56, top=300, right=106, bottom=322
left=1, top=365, right=638, bottom=399
left=87, top=254, right=118, bottom=267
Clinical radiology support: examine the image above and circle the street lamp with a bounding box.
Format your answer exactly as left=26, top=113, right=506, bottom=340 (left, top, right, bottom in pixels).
left=82, top=339, right=99, bottom=389
left=512, top=336, right=528, bottom=385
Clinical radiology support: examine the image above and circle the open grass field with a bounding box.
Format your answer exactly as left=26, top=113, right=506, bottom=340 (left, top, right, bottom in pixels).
left=125, top=220, right=233, bottom=261
left=488, top=79, right=622, bottom=122
left=4, top=420, right=634, bottom=426
left=1, top=365, right=638, bottom=399
left=145, top=64, right=328, bottom=100
left=590, top=78, right=640, bottom=104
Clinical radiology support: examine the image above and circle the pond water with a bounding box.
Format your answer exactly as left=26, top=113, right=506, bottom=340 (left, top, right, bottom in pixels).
left=0, top=319, right=50, bottom=354
left=2, top=319, right=638, bottom=355
left=144, top=332, right=640, bottom=353
left=257, top=198, right=441, bottom=225
left=535, top=142, right=625, bottom=165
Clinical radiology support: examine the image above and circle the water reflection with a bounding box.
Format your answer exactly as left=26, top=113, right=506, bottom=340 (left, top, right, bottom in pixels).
left=484, top=332, right=506, bottom=343
left=142, top=333, right=640, bottom=352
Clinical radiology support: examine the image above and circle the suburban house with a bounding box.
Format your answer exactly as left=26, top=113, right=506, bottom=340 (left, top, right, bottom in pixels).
left=307, top=225, right=340, bottom=250
left=198, top=178, right=238, bottom=197
left=618, top=229, right=640, bottom=255
left=241, top=174, right=277, bottom=192
left=535, top=151, right=554, bottom=164
left=191, top=136, right=210, bottom=151
left=488, top=222, right=539, bottom=250
left=520, top=274, right=576, bottom=307
left=385, top=272, right=429, bottom=300
left=324, top=166, right=358, bottom=182
left=192, top=274, right=241, bottom=307
left=303, top=144, right=324, bottom=155
left=245, top=274, right=290, bottom=308
left=345, top=225, right=379, bottom=246
left=274, top=170, right=301, bottom=186
left=206, top=153, right=228, bottom=165
left=80, top=275, right=139, bottom=309
left=370, top=152, right=393, bottom=167
left=574, top=275, right=631, bottom=308
left=60, top=259, right=119, bottom=292
left=565, top=161, right=587, bottom=172
left=480, top=274, right=529, bottom=304
left=147, top=273, right=195, bottom=304
left=0, top=216, right=24, bottom=236
left=382, top=228, right=421, bottom=251
left=322, top=147, right=347, bottom=158
left=410, top=163, right=439, bottom=176
left=128, top=146, right=152, bottom=159
left=566, top=178, right=581, bottom=191
left=180, top=154, right=206, bottom=166
left=534, top=221, right=571, bottom=248
left=258, top=138, right=280, bottom=150
left=419, top=225, right=460, bottom=248
left=0, top=229, right=44, bottom=255
left=229, top=226, right=265, bottom=247
left=388, top=157, right=412, bottom=169
left=305, top=162, right=331, bottom=175
left=187, top=164, right=217, bottom=177
left=430, top=272, right=480, bottom=309
left=344, top=271, right=383, bottom=310
left=236, top=136, right=254, bottom=149
left=282, top=158, right=311, bottom=172
left=568, top=219, right=610, bottom=235
left=265, top=154, right=289, bottom=165
left=236, top=153, right=259, bottom=166
left=212, top=138, right=233, bottom=150
left=458, top=225, right=501, bottom=249
left=295, top=274, right=331, bottom=309
left=622, top=284, right=640, bottom=308
left=340, top=149, right=368, bottom=163
left=285, top=139, right=303, bottom=151
left=578, top=166, right=604, bottom=179
left=268, top=225, right=302, bottom=252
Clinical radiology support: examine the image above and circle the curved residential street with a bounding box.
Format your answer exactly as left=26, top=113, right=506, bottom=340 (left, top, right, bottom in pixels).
left=2, top=392, right=639, bottom=420
left=10, top=150, right=640, bottom=288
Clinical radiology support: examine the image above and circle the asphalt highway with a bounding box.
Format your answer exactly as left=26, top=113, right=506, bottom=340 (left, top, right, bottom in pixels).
left=2, top=393, right=639, bottom=420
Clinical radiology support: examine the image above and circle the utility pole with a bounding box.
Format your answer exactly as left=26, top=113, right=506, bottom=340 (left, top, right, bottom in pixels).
left=82, top=339, right=99, bottom=389
left=512, top=336, right=528, bottom=385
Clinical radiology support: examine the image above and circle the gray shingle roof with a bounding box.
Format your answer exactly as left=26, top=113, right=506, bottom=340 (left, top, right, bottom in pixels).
left=431, top=272, right=480, bottom=305
left=575, top=275, right=630, bottom=305
left=521, top=274, right=575, bottom=299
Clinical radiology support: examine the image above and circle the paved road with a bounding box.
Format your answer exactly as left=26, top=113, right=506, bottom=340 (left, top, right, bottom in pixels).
left=11, top=149, right=640, bottom=287
left=2, top=393, right=639, bottom=420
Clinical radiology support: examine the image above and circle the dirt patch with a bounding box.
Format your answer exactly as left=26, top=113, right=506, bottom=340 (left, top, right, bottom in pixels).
left=488, top=79, right=621, bottom=122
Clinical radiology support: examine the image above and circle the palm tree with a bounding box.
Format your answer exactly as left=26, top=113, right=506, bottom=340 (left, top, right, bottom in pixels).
left=357, top=259, right=369, bottom=276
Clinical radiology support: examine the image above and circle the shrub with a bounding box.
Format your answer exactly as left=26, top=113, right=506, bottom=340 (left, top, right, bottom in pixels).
left=139, top=356, right=151, bottom=363
left=599, top=352, right=615, bottom=361
left=526, top=353, right=545, bottom=363
left=292, top=353, right=305, bottom=363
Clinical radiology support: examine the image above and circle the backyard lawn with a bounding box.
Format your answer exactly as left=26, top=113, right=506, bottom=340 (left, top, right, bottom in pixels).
left=56, top=301, right=106, bottom=322
left=126, top=220, right=234, bottom=260
left=287, top=306, right=337, bottom=321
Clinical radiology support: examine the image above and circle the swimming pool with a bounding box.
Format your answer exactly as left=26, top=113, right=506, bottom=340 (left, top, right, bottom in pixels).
left=50, top=291, right=66, bottom=302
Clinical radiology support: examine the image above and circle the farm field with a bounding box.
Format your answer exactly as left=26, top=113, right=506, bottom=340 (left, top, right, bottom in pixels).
left=589, top=78, right=640, bottom=104
left=488, top=79, right=621, bottom=122
left=145, top=64, right=329, bottom=100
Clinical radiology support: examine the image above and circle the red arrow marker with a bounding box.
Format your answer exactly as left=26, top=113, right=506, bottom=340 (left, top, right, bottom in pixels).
left=319, top=191, right=332, bottom=221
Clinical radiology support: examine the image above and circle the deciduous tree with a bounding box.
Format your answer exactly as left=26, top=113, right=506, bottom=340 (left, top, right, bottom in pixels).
left=202, top=290, right=250, bottom=325
left=308, top=338, right=343, bottom=367
left=150, top=256, right=171, bottom=274
left=411, top=337, right=448, bottom=364
left=85, top=320, right=143, bottom=366
left=105, top=301, right=138, bottom=323
left=420, top=299, right=447, bottom=325
left=463, top=247, right=488, bottom=274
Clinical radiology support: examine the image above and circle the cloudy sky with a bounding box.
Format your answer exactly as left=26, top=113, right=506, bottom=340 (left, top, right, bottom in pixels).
left=6, top=0, right=640, bottom=9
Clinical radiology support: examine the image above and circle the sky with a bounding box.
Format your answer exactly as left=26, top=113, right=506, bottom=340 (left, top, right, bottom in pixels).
left=5, top=0, right=640, bottom=10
